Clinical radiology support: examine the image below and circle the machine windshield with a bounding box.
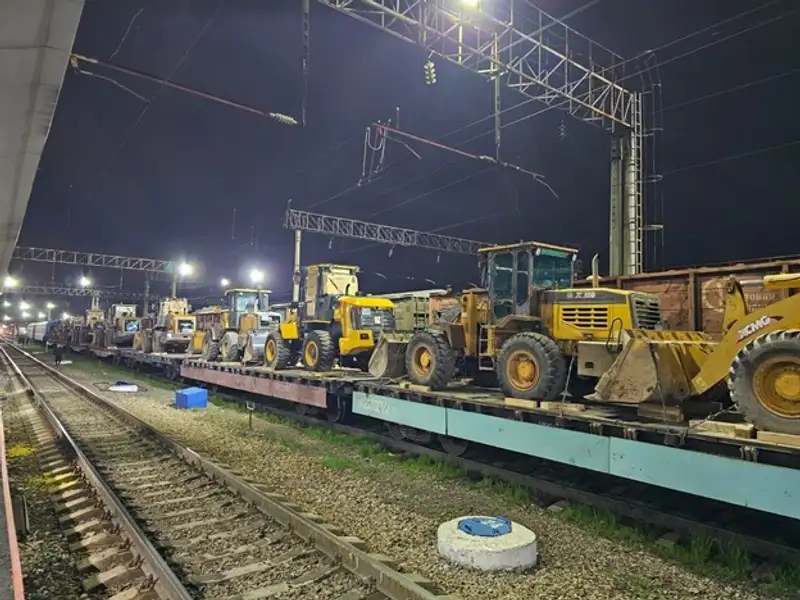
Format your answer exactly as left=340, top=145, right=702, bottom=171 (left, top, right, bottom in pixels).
left=177, top=319, right=194, bottom=334
left=532, top=250, right=573, bottom=288
left=233, top=293, right=259, bottom=312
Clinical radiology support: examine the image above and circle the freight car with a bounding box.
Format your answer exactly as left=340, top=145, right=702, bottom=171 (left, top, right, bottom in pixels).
left=27, top=321, right=48, bottom=343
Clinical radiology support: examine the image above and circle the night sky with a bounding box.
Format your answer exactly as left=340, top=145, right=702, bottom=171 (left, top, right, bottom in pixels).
left=14, top=0, right=800, bottom=308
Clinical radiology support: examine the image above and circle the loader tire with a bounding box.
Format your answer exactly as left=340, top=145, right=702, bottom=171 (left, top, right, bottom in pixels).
left=405, top=329, right=455, bottom=390
left=265, top=331, right=294, bottom=370
left=303, top=330, right=335, bottom=372
left=221, top=333, right=240, bottom=362
left=728, top=329, right=800, bottom=435
left=497, top=332, right=567, bottom=401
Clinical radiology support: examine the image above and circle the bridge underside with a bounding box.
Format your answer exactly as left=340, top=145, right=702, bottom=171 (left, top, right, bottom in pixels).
left=0, top=0, right=84, bottom=276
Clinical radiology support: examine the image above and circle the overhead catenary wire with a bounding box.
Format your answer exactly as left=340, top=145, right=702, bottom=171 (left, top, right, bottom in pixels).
left=663, top=139, right=800, bottom=176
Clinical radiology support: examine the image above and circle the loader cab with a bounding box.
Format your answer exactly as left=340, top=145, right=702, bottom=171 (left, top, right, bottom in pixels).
left=302, top=264, right=360, bottom=321
left=224, top=288, right=271, bottom=332
left=479, top=241, right=578, bottom=322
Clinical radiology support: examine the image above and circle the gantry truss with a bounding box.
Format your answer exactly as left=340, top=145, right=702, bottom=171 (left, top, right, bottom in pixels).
left=319, top=0, right=646, bottom=276
left=15, top=285, right=150, bottom=300
left=13, top=246, right=173, bottom=273
left=285, top=207, right=488, bottom=255
left=320, top=0, right=637, bottom=131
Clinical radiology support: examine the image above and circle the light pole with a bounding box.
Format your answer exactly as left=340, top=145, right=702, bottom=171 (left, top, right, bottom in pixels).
left=46, top=302, right=55, bottom=320
left=172, top=262, right=193, bottom=297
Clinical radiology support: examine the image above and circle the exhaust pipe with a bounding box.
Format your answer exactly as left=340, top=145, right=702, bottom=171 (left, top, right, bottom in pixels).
left=591, top=254, right=600, bottom=289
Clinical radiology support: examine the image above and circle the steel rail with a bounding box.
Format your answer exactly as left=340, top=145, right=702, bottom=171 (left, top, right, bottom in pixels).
left=0, top=397, right=25, bottom=600
left=91, top=348, right=800, bottom=565
left=0, top=345, right=195, bottom=600
left=3, top=343, right=456, bottom=600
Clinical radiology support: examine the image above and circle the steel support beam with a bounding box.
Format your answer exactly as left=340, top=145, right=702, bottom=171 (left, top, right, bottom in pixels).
left=285, top=207, right=488, bottom=255
left=14, top=285, right=151, bottom=300
left=13, top=246, right=173, bottom=273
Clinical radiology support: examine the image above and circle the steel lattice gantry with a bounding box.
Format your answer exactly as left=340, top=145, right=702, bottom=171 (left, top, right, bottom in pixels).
left=13, top=246, right=173, bottom=272
left=17, top=285, right=149, bottom=300
left=285, top=207, right=488, bottom=255
left=319, top=0, right=645, bottom=275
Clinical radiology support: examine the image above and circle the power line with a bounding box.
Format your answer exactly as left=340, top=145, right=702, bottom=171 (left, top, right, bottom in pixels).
left=664, top=139, right=800, bottom=176
left=663, top=66, right=800, bottom=111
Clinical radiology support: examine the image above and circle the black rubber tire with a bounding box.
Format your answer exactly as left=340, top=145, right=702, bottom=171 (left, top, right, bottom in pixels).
left=728, top=329, right=800, bottom=434
left=265, top=330, right=293, bottom=370
left=222, top=334, right=240, bottom=362
left=303, top=330, right=335, bottom=372
left=206, top=341, right=220, bottom=362
left=405, top=329, right=455, bottom=390
left=496, top=331, right=567, bottom=401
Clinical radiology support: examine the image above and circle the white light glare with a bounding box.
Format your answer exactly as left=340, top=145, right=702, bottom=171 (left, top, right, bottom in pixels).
left=249, top=269, right=265, bottom=284
left=46, top=302, right=55, bottom=309
left=19, top=301, right=30, bottom=311
left=220, top=278, right=230, bottom=288
left=178, top=262, right=194, bottom=277
left=2, top=315, right=9, bottom=322
left=3, top=276, right=17, bottom=288
left=62, top=312, right=71, bottom=320
left=79, top=276, right=91, bottom=287
left=3, top=301, right=10, bottom=308
left=37, top=312, right=45, bottom=319
left=21, top=311, right=29, bottom=319
left=461, top=0, right=479, bottom=6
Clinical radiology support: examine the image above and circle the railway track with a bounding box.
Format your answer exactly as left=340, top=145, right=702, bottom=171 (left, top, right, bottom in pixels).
left=1, top=344, right=452, bottom=600
left=78, top=348, right=800, bottom=569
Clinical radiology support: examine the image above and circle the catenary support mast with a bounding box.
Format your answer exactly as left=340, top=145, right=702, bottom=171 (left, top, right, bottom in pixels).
left=318, top=0, right=647, bottom=275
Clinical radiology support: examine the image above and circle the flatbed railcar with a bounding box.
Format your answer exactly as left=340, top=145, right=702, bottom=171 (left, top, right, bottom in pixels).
left=79, top=345, right=800, bottom=523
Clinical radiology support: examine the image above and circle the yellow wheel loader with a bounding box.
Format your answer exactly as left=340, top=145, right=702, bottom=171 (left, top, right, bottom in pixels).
left=264, top=264, right=395, bottom=372
left=194, top=289, right=281, bottom=362
left=593, top=273, right=800, bottom=434
left=144, top=298, right=195, bottom=353
left=374, top=241, right=668, bottom=402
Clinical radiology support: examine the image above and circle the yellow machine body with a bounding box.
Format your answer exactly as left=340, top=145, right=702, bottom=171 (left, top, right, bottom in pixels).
left=593, top=273, right=800, bottom=419
left=266, top=264, right=395, bottom=372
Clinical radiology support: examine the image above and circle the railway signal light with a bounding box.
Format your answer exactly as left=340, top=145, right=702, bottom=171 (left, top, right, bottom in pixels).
left=423, top=60, right=437, bottom=85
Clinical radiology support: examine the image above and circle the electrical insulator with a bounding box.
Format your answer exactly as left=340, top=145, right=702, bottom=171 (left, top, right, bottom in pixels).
left=423, top=60, right=437, bottom=85
left=558, top=117, right=567, bottom=140
left=269, top=112, right=299, bottom=126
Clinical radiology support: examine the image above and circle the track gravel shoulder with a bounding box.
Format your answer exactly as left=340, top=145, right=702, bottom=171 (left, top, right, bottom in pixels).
left=61, top=361, right=788, bottom=600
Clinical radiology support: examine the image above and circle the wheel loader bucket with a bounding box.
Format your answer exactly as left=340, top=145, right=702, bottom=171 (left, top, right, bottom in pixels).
left=590, top=329, right=718, bottom=405
left=242, top=329, right=270, bottom=365
left=369, top=332, right=412, bottom=378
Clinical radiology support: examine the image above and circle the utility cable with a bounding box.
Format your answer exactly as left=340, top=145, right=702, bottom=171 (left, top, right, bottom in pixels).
left=663, top=66, right=800, bottom=112
left=78, top=0, right=229, bottom=203
left=663, top=139, right=800, bottom=176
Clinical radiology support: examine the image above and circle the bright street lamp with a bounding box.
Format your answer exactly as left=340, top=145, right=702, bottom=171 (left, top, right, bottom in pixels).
left=3, top=276, right=17, bottom=289
left=79, top=276, right=91, bottom=287
left=62, top=312, right=71, bottom=320
left=21, top=311, right=29, bottom=319
left=19, top=301, right=30, bottom=311
left=46, top=302, right=55, bottom=309
left=2, top=316, right=9, bottom=322
left=220, top=278, right=230, bottom=288
left=178, top=262, right=194, bottom=278
left=37, top=312, right=45, bottom=319
left=249, top=269, right=265, bottom=285
left=3, top=301, right=10, bottom=308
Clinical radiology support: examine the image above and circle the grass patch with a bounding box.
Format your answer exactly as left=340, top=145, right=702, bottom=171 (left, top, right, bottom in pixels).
left=26, top=473, right=61, bottom=492
left=6, top=443, right=35, bottom=459
left=319, top=455, right=359, bottom=470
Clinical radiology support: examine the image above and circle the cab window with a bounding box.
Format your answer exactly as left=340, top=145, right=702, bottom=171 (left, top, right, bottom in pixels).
left=492, top=252, right=513, bottom=296
left=532, top=252, right=573, bottom=288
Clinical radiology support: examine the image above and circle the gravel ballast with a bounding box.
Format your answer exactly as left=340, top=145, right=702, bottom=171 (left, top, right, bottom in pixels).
left=61, top=360, right=789, bottom=600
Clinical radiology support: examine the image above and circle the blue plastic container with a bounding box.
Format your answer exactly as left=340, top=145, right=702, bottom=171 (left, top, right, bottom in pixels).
left=175, top=387, right=208, bottom=409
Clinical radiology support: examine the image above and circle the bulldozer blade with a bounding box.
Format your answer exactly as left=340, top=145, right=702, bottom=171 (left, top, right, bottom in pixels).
left=590, top=329, right=718, bottom=406
left=369, top=333, right=412, bottom=378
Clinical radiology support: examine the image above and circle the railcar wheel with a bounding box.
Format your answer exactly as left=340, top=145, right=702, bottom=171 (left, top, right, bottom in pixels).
left=729, top=329, right=800, bottom=435
left=438, top=435, right=470, bottom=457
left=496, top=332, right=567, bottom=401
left=405, top=329, right=455, bottom=390
left=265, top=331, right=293, bottom=370
left=326, top=396, right=348, bottom=423
left=303, top=330, right=335, bottom=372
